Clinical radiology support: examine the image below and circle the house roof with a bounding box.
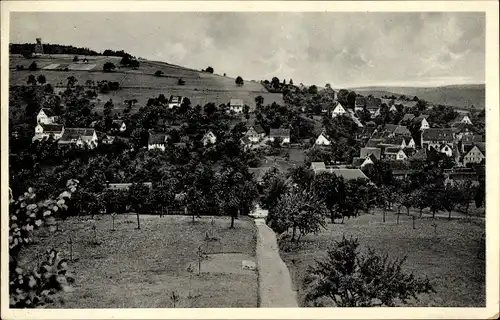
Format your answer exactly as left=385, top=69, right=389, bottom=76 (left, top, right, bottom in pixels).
left=169, top=95, right=182, bottom=103
left=409, top=148, right=427, bottom=161
left=330, top=168, right=369, bottom=181
left=148, top=133, right=167, bottom=145
left=475, top=142, right=486, bottom=154
left=414, top=114, right=430, bottom=122
left=360, top=147, right=382, bottom=160
left=382, top=124, right=411, bottom=136
left=40, top=123, right=64, bottom=132
left=380, top=136, right=405, bottom=146
left=270, top=128, right=290, bottom=138
left=107, top=182, right=153, bottom=191
left=248, top=124, right=265, bottom=134
left=365, top=139, right=381, bottom=148
left=422, top=128, right=455, bottom=142
left=401, top=114, right=415, bottom=122
left=462, top=134, right=483, bottom=145
left=112, top=119, right=124, bottom=125
left=310, top=162, right=326, bottom=171
left=40, top=108, right=55, bottom=117
left=230, top=98, right=244, bottom=106
left=385, top=147, right=404, bottom=154
left=60, top=128, right=95, bottom=140
left=355, top=97, right=366, bottom=107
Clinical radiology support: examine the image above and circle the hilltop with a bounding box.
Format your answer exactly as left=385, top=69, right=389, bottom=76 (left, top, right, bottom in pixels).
left=350, top=84, right=485, bottom=110
left=9, top=53, right=284, bottom=113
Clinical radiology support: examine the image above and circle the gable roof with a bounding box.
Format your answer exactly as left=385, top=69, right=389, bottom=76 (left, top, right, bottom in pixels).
left=462, top=134, right=483, bottom=145
left=230, top=98, right=244, bottom=106
left=269, top=128, right=290, bottom=138
left=380, top=136, right=405, bottom=147
left=39, top=108, right=55, bottom=117
left=310, top=162, right=326, bottom=171
left=385, top=147, right=404, bottom=155
left=60, top=128, right=95, bottom=140
left=360, top=147, right=382, bottom=160
left=365, top=139, right=381, bottom=148
left=414, top=114, right=430, bottom=122
left=401, top=114, right=415, bottom=122
left=330, top=168, right=369, bottom=181
left=422, top=128, right=455, bottom=142
left=381, top=124, right=411, bottom=136
left=40, top=123, right=64, bottom=133
left=148, top=133, right=167, bottom=145
left=475, top=142, right=486, bottom=155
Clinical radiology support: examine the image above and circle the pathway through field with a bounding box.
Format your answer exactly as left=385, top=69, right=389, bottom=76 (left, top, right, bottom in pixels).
left=255, top=217, right=298, bottom=307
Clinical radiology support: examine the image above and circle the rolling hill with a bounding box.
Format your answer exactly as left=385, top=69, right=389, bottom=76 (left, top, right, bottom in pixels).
left=9, top=54, right=284, bottom=113
left=350, top=84, right=485, bottom=110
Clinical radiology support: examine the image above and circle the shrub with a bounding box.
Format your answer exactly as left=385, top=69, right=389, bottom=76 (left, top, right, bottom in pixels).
left=154, top=70, right=164, bottom=77
left=29, top=61, right=38, bottom=71
left=103, top=62, right=116, bottom=72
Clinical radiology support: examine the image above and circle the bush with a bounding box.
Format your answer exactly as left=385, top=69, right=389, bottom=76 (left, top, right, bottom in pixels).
left=29, top=61, right=38, bottom=71
left=154, top=70, right=164, bottom=77
left=177, top=78, right=185, bottom=85
left=103, top=62, right=116, bottom=72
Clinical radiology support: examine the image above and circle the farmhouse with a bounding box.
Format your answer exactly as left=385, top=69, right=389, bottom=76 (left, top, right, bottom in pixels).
left=360, top=147, right=382, bottom=160
left=413, top=114, right=430, bottom=131
left=269, top=128, right=290, bottom=144
left=37, top=108, right=58, bottom=124
left=354, top=97, right=365, bottom=111
left=314, top=132, right=331, bottom=146
left=379, top=124, right=412, bottom=138
left=148, top=133, right=167, bottom=151
left=33, top=123, right=64, bottom=141
left=331, top=102, right=347, bottom=117
left=400, top=113, right=415, bottom=123
left=463, top=143, right=485, bottom=166
left=421, top=128, right=455, bottom=149
left=230, top=99, right=244, bottom=113
left=352, top=153, right=378, bottom=168
left=460, top=134, right=483, bottom=153
left=440, top=144, right=453, bottom=157
left=112, top=120, right=127, bottom=132
left=58, top=128, right=98, bottom=149
left=452, top=114, right=473, bottom=126
left=202, top=130, right=217, bottom=146
left=384, top=147, right=408, bottom=161
left=245, top=124, right=266, bottom=143
left=168, top=95, right=183, bottom=109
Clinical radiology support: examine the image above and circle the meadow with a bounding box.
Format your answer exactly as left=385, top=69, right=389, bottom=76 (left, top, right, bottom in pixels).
left=18, top=215, right=258, bottom=308
left=281, top=210, right=485, bottom=307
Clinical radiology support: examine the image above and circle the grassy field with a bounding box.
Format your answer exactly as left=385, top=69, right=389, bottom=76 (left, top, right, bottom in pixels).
left=10, top=54, right=284, bottom=112
left=281, top=210, right=485, bottom=307
left=18, top=214, right=258, bottom=308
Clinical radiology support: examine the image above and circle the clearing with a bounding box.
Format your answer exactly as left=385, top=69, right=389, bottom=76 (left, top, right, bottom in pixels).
left=18, top=214, right=258, bottom=308
left=280, top=211, right=485, bottom=307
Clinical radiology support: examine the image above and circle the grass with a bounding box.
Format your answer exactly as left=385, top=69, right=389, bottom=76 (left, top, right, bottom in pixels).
left=280, top=210, right=485, bottom=307
left=18, top=214, right=258, bottom=308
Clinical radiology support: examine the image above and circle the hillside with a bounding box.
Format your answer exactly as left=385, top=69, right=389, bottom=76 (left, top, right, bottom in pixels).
left=9, top=54, right=284, bottom=112
left=351, top=84, right=485, bottom=110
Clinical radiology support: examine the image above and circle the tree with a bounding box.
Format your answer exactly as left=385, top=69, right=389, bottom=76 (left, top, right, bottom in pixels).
left=261, top=168, right=289, bottom=210
left=177, top=78, right=185, bottom=85
left=268, top=188, right=327, bottom=242
left=66, top=76, right=77, bottom=88
left=29, top=61, right=38, bottom=71
left=441, top=184, right=463, bottom=220
left=235, top=76, right=244, bottom=86
left=73, top=55, right=79, bottom=62
left=304, top=236, right=435, bottom=307
left=154, top=70, right=164, bottom=77
left=120, top=54, right=132, bottom=66
left=128, top=183, right=151, bottom=230
left=37, top=75, right=47, bottom=85
left=255, top=95, right=264, bottom=108
left=103, top=62, right=116, bottom=72
left=308, top=85, right=318, bottom=94
left=206, top=66, right=214, bottom=73
left=27, top=74, right=37, bottom=86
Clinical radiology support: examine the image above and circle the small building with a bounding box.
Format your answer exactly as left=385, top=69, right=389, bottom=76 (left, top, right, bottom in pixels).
left=380, top=124, right=412, bottom=138
left=384, top=147, right=408, bottom=161
left=463, top=143, right=485, bottom=166
left=330, top=168, right=370, bottom=181
left=452, top=114, right=473, bottom=126
left=230, top=99, right=244, bottom=113
left=202, top=130, right=217, bottom=146
left=168, top=95, right=183, bottom=109
left=269, top=128, right=290, bottom=144
left=331, top=102, right=347, bottom=117
left=37, top=108, right=58, bottom=125
left=112, top=120, right=127, bottom=132
left=58, top=128, right=98, bottom=149
left=310, top=162, right=327, bottom=174
left=421, top=128, right=455, bottom=149
left=33, top=123, right=64, bottom=141
left=314, top=132, right=331, bottom=146
left=440, top=144, right=453, bottom=157
left=413, top=114, right=430, bottom=131
left=245, top=124, right=266, bottom=143
left=389, top=105, right=398, bottom=113
left=360, top=147, right=382, bottom=160
left=148, top=133, right=167, bottom=151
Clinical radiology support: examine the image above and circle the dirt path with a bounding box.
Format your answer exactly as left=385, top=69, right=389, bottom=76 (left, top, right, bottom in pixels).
left=255, top=218, right=298, bottom=308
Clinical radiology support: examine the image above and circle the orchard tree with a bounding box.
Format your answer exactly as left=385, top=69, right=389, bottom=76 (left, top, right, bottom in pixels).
left=235, top=76, right=244, bottom=86
left=205, top=66, right=214, bottom=73
left=441, top=184, right=463, bottom=220
left=304, top=236, right=435, bottom=307
left=260, top=167, right=290, bottom=210
left=37, top=75, right=47, bottom=85
left=27, top=75, right=37, bottom=86
left=103, top=62, right=116, bottom=72
left=128, top=182, right=151, bottom=230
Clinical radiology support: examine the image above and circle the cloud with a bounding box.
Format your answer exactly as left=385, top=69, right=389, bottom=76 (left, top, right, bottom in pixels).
left=10, top=12, right=485, bottom=87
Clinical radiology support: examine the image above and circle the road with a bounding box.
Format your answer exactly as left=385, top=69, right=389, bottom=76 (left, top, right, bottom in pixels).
left=255, top=218, right=298, bottom=308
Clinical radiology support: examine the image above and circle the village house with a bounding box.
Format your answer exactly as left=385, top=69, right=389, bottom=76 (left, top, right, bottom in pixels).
left=452, top=123, right=474, bottom=141
left=379, top=124, right=412, bottom=138
left=409, top=147, right=428, bottom=162
left=112, top=120, right=127, bottom=132
left=355, top=126, right=377, bottom=142
left=33, top=123, right=64, bottom=141
left=400, top=113, right=416, bottom=124
left=230, top=99, right=244, bottom=113
left=413, top=114, right=430, bottom=131
left=168, top=95, right=183, bottom=109
left=439, top=144, right=453, bottom=157
left=452, top=114, right=473, bottom=126
left=352, top=154, right=378, bottom=168
left=383, top=147, right=408, bottom=161
left=314, top=132, right=331, bottom=146
left=269, top=128, right=290, bottom=144
left=36, top=108, right=58, bottom=125
left=421, top=128, right=455, bottom=149
left=463, top=143, right=485, bottom=166
left=352, top=147, right=381, bottom=168
left=148, top=133, right=167, bottom=151
left=331, top=102, right=347, bottom=117
left=245, top=124, right=266, bottom=143
left=389, top=105, right=398, bottom=113
left=330, top=168, right=370, bottom=181
left=202, top=130, right=217, bottom=146
left=378, top=136, right=408, bottom=150
left=459, top=134, right=483, bottom=153
left=58, top=128, right=98, bottom=149
left=310, top=161, right=327, bottom=174
left=354, top=97, right=365, bottom=112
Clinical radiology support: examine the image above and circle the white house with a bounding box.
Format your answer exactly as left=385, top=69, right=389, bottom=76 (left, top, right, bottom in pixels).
left=168, top=96, right=183, bottom=109
left=230, top=99, right=244, bottom=113
left=58, top=128, right=98, bottom=149
left=440, top=144, right=453, bottom=157
left=454, top=114, right=473, bottom=126
left=315, top=132, right=331, bottom=146
left=37, top=108, right=58, bottom=124
left=112, top=120, right=127, bottom=132
left=389, top=105, right=398, bottom=113
left=331, top=102, right=347, bottom=117
left=245, top=125, right=265, bottom=143
left=33, top=123, right=64, bottom=141
left=463, top=144, right=485, bottom=165
left=405, top=137, right=416, bottom=149
left=148, top=133, right=167, bottom=151
left=202, top=130, right=217, bottom=146
left=384, top=147, right=408, bottom=161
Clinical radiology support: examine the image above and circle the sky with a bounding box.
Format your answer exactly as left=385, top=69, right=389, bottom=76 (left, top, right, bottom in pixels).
left=10, top=12, right=485, bottom=88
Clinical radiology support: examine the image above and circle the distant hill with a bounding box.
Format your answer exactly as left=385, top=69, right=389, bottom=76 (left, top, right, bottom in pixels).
left=350, top=84, right=485, bottom=110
